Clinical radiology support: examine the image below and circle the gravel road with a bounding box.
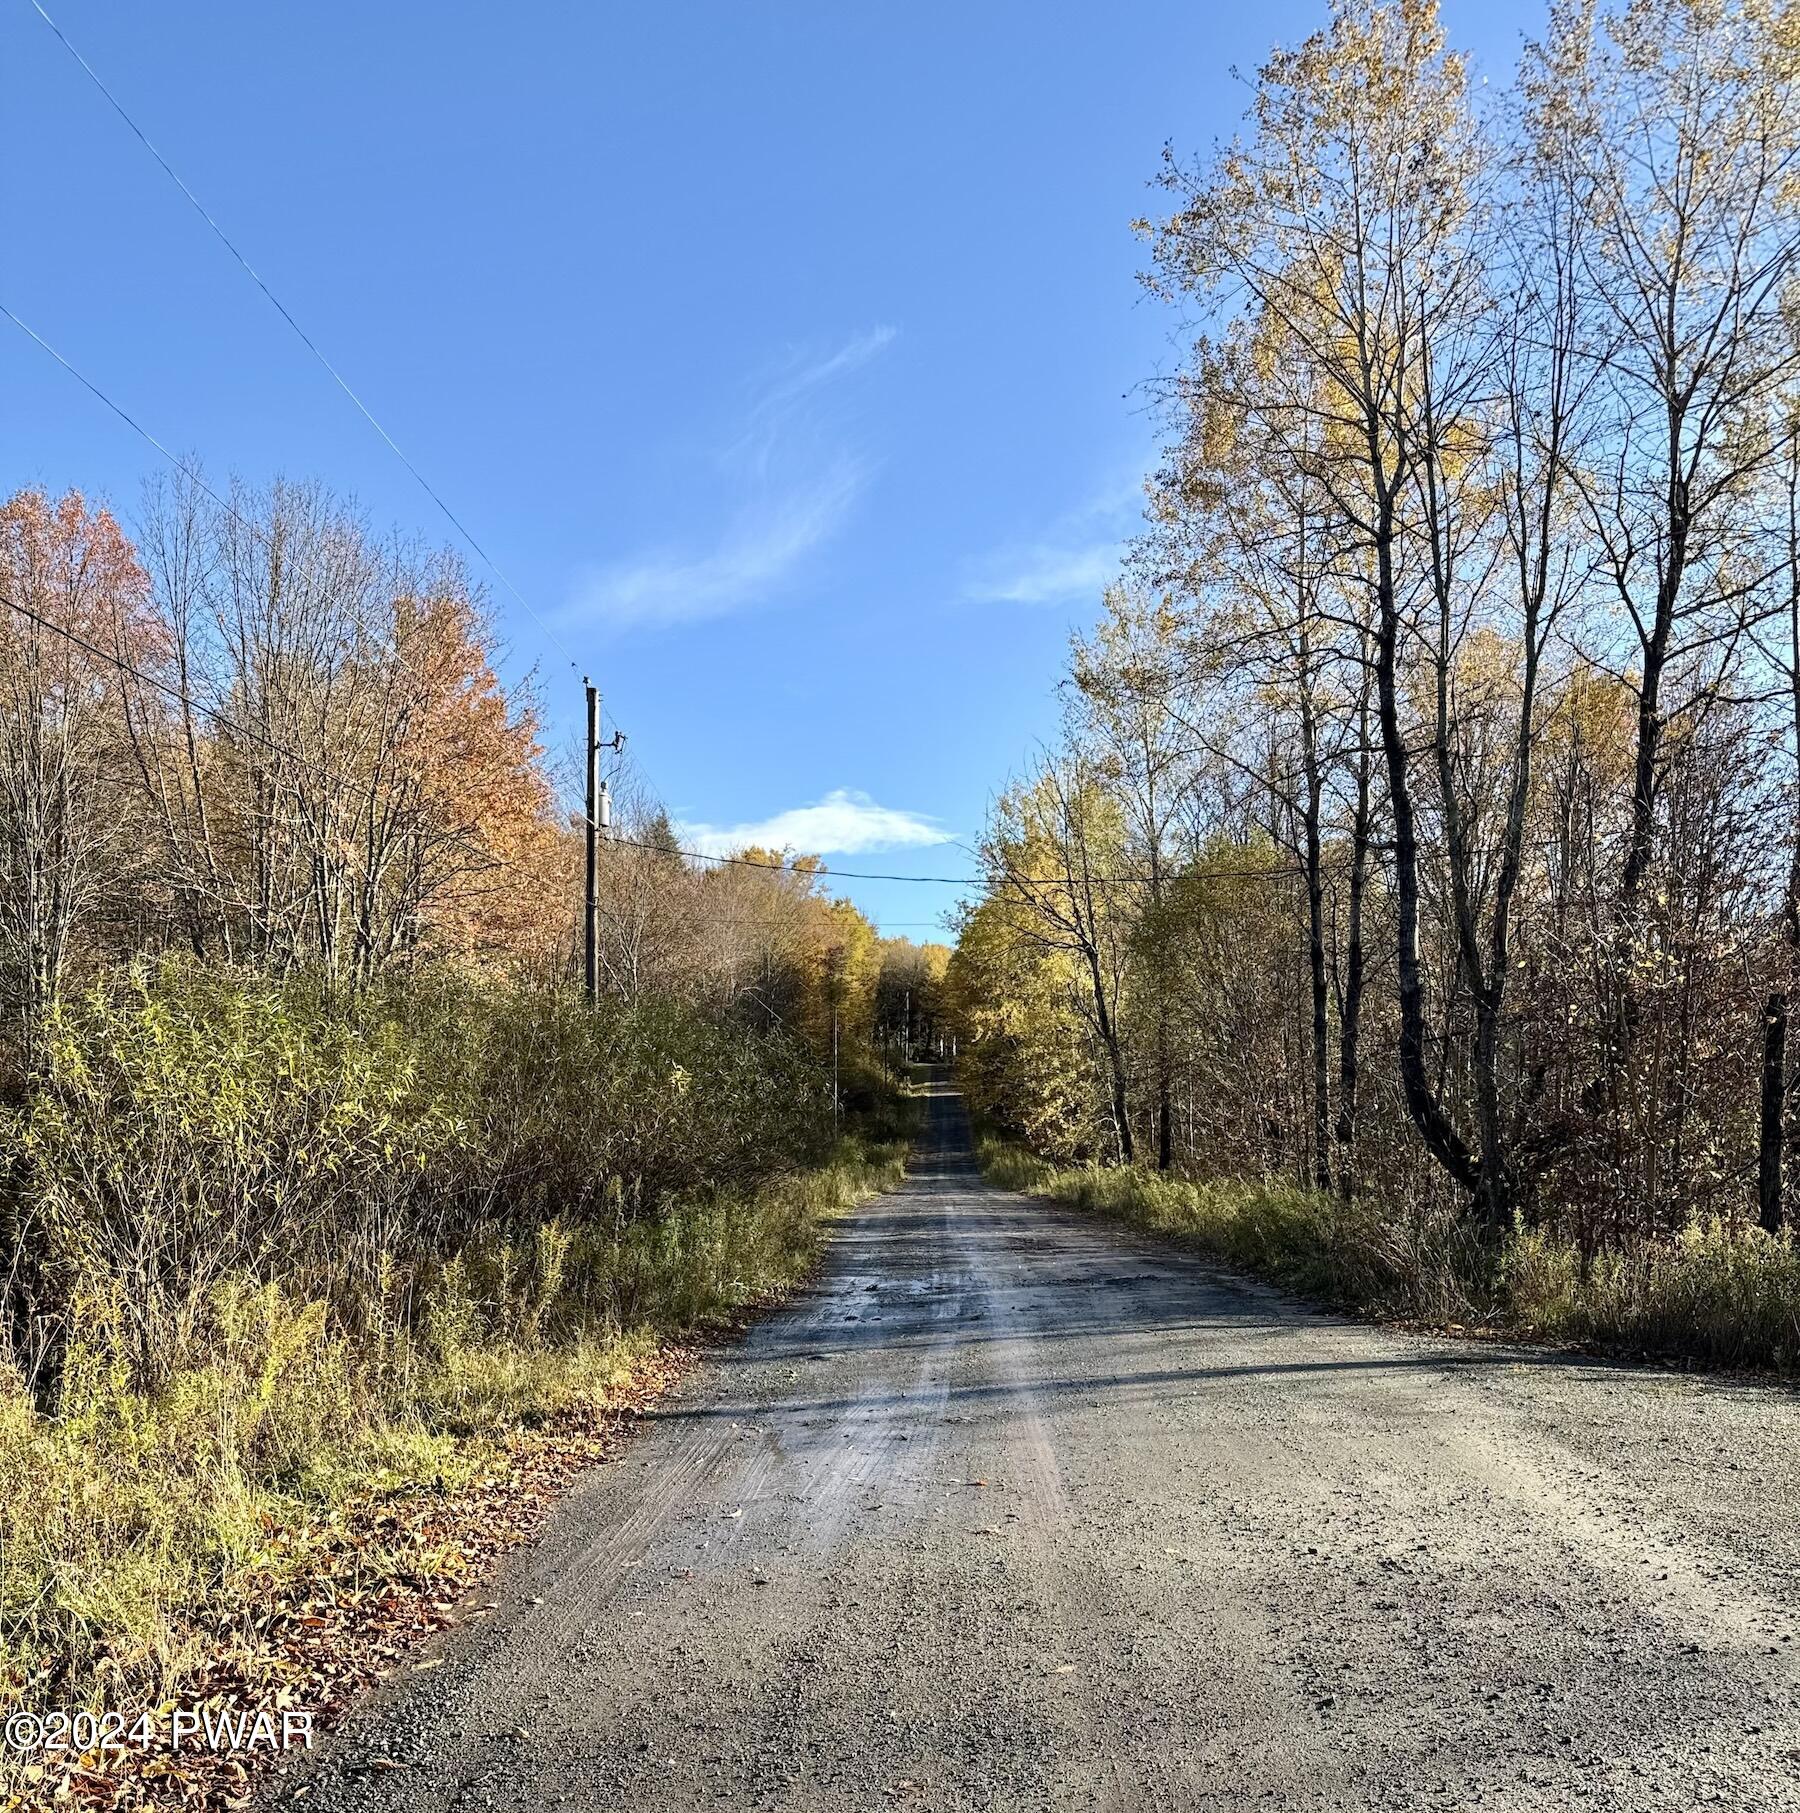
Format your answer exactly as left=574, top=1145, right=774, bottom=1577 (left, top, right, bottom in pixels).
left=280, top=1077, right=1800, bottom=1812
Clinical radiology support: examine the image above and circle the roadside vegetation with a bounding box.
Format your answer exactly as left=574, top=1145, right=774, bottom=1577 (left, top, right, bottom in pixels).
left=949, top=0, right=1800, bottom=1380
left=0, top=477, right=940, bottom=1796
left=978, top=1132, right=1800, bottom=1374
left=0, top=963, right=908, bottom=1744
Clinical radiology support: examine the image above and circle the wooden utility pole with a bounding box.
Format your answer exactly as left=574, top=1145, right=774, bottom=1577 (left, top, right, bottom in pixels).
left=584, top=678, right=599, bottom=1005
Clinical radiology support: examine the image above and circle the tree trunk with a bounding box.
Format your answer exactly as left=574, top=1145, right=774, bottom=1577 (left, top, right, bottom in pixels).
left=1087, top=947, right=1134, bottom=1166
left=1110, top=1057, right=1135, bottom=1166
left=1372, top=522, right=1479, bottom=1194
left=1334, top=724, right=1371, bottom=1203
left=1473, top=990, right=1513, bottom=1230
left=1301, top=712, right=1332, bottom=1196
left=1758, top=989, right=1786, bottom=1235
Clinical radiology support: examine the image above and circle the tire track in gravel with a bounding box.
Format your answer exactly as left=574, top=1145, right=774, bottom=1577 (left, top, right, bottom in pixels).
left=274, top=1075, right=1800, bottom=1813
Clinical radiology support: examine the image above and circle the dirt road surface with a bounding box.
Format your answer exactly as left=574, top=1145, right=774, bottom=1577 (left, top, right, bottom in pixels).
left=281, top=1079, right=1800, bottom=1812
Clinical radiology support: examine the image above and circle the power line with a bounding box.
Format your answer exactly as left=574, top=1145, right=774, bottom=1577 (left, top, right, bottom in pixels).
left=0, top=288, right=1295, bottom=902
left=606, top=913, right=954, bottom=933
left=590, top=827, right=1302, bottom=890
left=27, top=0, right=587, bottom=683
left=3, top=302, right=216, bottom=509
left=0, top=300, right=530, bottom=732
left=0, top=416, right=1293, bottom=904
left=0, top=562, right=1297, bottom=902
left=593, top=835, right=984, bottom=885
left=3, top=287, right=602, bottom=883
left=0, top=584, right=1312, bottom=977
left=0, top=320, right=1088, bottom=901
left=0, top=592, right=963, bottom=946
left=0, top=587, right=965, bottom=916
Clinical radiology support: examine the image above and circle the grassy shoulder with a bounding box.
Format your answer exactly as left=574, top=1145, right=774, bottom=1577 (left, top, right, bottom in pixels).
left=977, top=1131, right=1800, bottom=1378
left=0, top=962, right=917, bottom=1807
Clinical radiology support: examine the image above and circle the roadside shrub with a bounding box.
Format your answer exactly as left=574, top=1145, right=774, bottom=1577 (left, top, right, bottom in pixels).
left=1505, top=1219, right=1800, bottom=1371
left=0, top=959, right=836, bottom=1394
left=0, top=961, right=913, bottom=1714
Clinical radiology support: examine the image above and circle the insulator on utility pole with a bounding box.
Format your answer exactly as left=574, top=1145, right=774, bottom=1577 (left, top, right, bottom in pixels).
left=584, top=679, right=599, bottom=1006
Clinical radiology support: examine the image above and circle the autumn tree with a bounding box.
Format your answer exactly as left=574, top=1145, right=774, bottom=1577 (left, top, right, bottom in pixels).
left=948, top=891, right=1106, bottom=1160
left=978, top=760, right=1140, bottom=1161
left=1141, top=324, right=1384, bottom=1193
left=126, top=475, right=554, bottom=981
left=1142, top=0, right=1638, bottom=1228
left=1069, top=589, right=1198, bottom=1167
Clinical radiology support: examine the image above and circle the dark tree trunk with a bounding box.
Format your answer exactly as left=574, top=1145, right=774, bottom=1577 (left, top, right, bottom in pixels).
left=1085, top=945, right=1133, bottom=1166
left=1107, top=1053, right=1135, bottom=1166
left=1334, top=723, right=1371, bottom=1202
left=1759, top=990, right=1786, bottom=1235
left=1302, top=735, right=1332, bottom=1196
left=1372, top=523, right=1479, bottom=1195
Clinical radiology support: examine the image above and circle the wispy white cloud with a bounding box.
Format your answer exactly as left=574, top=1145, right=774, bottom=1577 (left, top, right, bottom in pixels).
left=679, top=789, right=952, bottom=859
left=964, top=477, right=1144, bottom=607
left=750, top=326, right=897, bottom=422
left=569, top=327, right=895, bottom=631
left=966, top=541, right=1120, bottom=606
left=572, top=455, right=867, bottom=631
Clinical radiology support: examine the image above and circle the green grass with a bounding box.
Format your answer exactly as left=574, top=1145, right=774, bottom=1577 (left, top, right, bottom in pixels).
left=978, top=1133, right=1800, bottom=1376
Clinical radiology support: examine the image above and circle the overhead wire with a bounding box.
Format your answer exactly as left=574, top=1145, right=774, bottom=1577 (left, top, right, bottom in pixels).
left=0, top=296, right=606, bottom=836
left=8, top=5, right=1305, bottom=908
left=585, top=827, right=1301, bottom=890
left=0, top=573, right=1301, bottom=905
left=25, top=0, right=589, bottom=685
left=25, top=9, right=1277, bottom=892
left=0, top=579, right=902, bottom=899
left=0, top=591, right=951, bottom=945
left=0, top=290, right=1307, bottom=901
left=0, top=302, right=513, bottom=720
left=0, top=304, right=1189, bottom=903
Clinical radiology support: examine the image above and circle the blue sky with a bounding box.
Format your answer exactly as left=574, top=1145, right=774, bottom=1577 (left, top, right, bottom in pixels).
left=0, top=0, right=1534, bottom=935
